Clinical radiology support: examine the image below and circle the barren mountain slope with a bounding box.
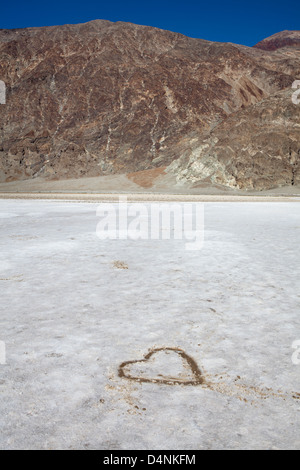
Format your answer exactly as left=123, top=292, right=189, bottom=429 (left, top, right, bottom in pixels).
left=253, top=30, right=300, bottom=51
left=0, top=21, right=299, bottom=189
left=167, top=88, right=300, bottom=190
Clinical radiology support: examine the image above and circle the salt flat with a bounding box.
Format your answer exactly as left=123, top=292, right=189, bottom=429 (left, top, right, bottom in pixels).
left=0, top=199, right=299, bottom=450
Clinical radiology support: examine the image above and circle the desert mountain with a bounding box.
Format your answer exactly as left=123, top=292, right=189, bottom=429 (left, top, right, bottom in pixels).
left=253, top=30, right=300, bottom=51
left=169, top=88, right=300, bottom=190
left=0, top=21, right=299, bottom=189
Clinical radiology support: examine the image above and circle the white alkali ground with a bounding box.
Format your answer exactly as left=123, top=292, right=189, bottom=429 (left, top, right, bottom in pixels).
left=0, top=199, right=299, bottom=449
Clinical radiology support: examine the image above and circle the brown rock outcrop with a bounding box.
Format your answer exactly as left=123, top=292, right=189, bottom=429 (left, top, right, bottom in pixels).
left=168, top=88, right=300, bottom=190
left=253, top=30, right=300, bottom=51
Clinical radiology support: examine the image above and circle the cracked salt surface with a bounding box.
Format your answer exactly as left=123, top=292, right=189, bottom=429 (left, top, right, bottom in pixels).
left=0, top=199, right=299, bottom=449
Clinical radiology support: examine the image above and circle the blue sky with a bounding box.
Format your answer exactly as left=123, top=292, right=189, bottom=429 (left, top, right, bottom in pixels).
left=0, top=0, right=299, bottom=46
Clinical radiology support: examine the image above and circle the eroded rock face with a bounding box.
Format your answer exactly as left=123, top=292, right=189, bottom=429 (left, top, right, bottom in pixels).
left=0, top=21, right=299, bottom=189
left=168, top=89, right=300, bottom=190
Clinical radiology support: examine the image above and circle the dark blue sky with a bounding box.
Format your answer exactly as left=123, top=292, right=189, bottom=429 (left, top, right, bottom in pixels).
left=0, top=0, right=299, bottom=46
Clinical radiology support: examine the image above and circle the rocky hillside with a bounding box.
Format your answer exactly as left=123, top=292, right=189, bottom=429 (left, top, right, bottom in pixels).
left=253, top=30, right=300, bottom=51
left=168, top=88, right=300, bottom=190
left=0, top=21, right=299, bottom=189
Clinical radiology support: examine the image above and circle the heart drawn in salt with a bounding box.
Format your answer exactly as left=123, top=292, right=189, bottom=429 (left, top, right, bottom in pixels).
left=118, top=347, right=203, bottom=386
